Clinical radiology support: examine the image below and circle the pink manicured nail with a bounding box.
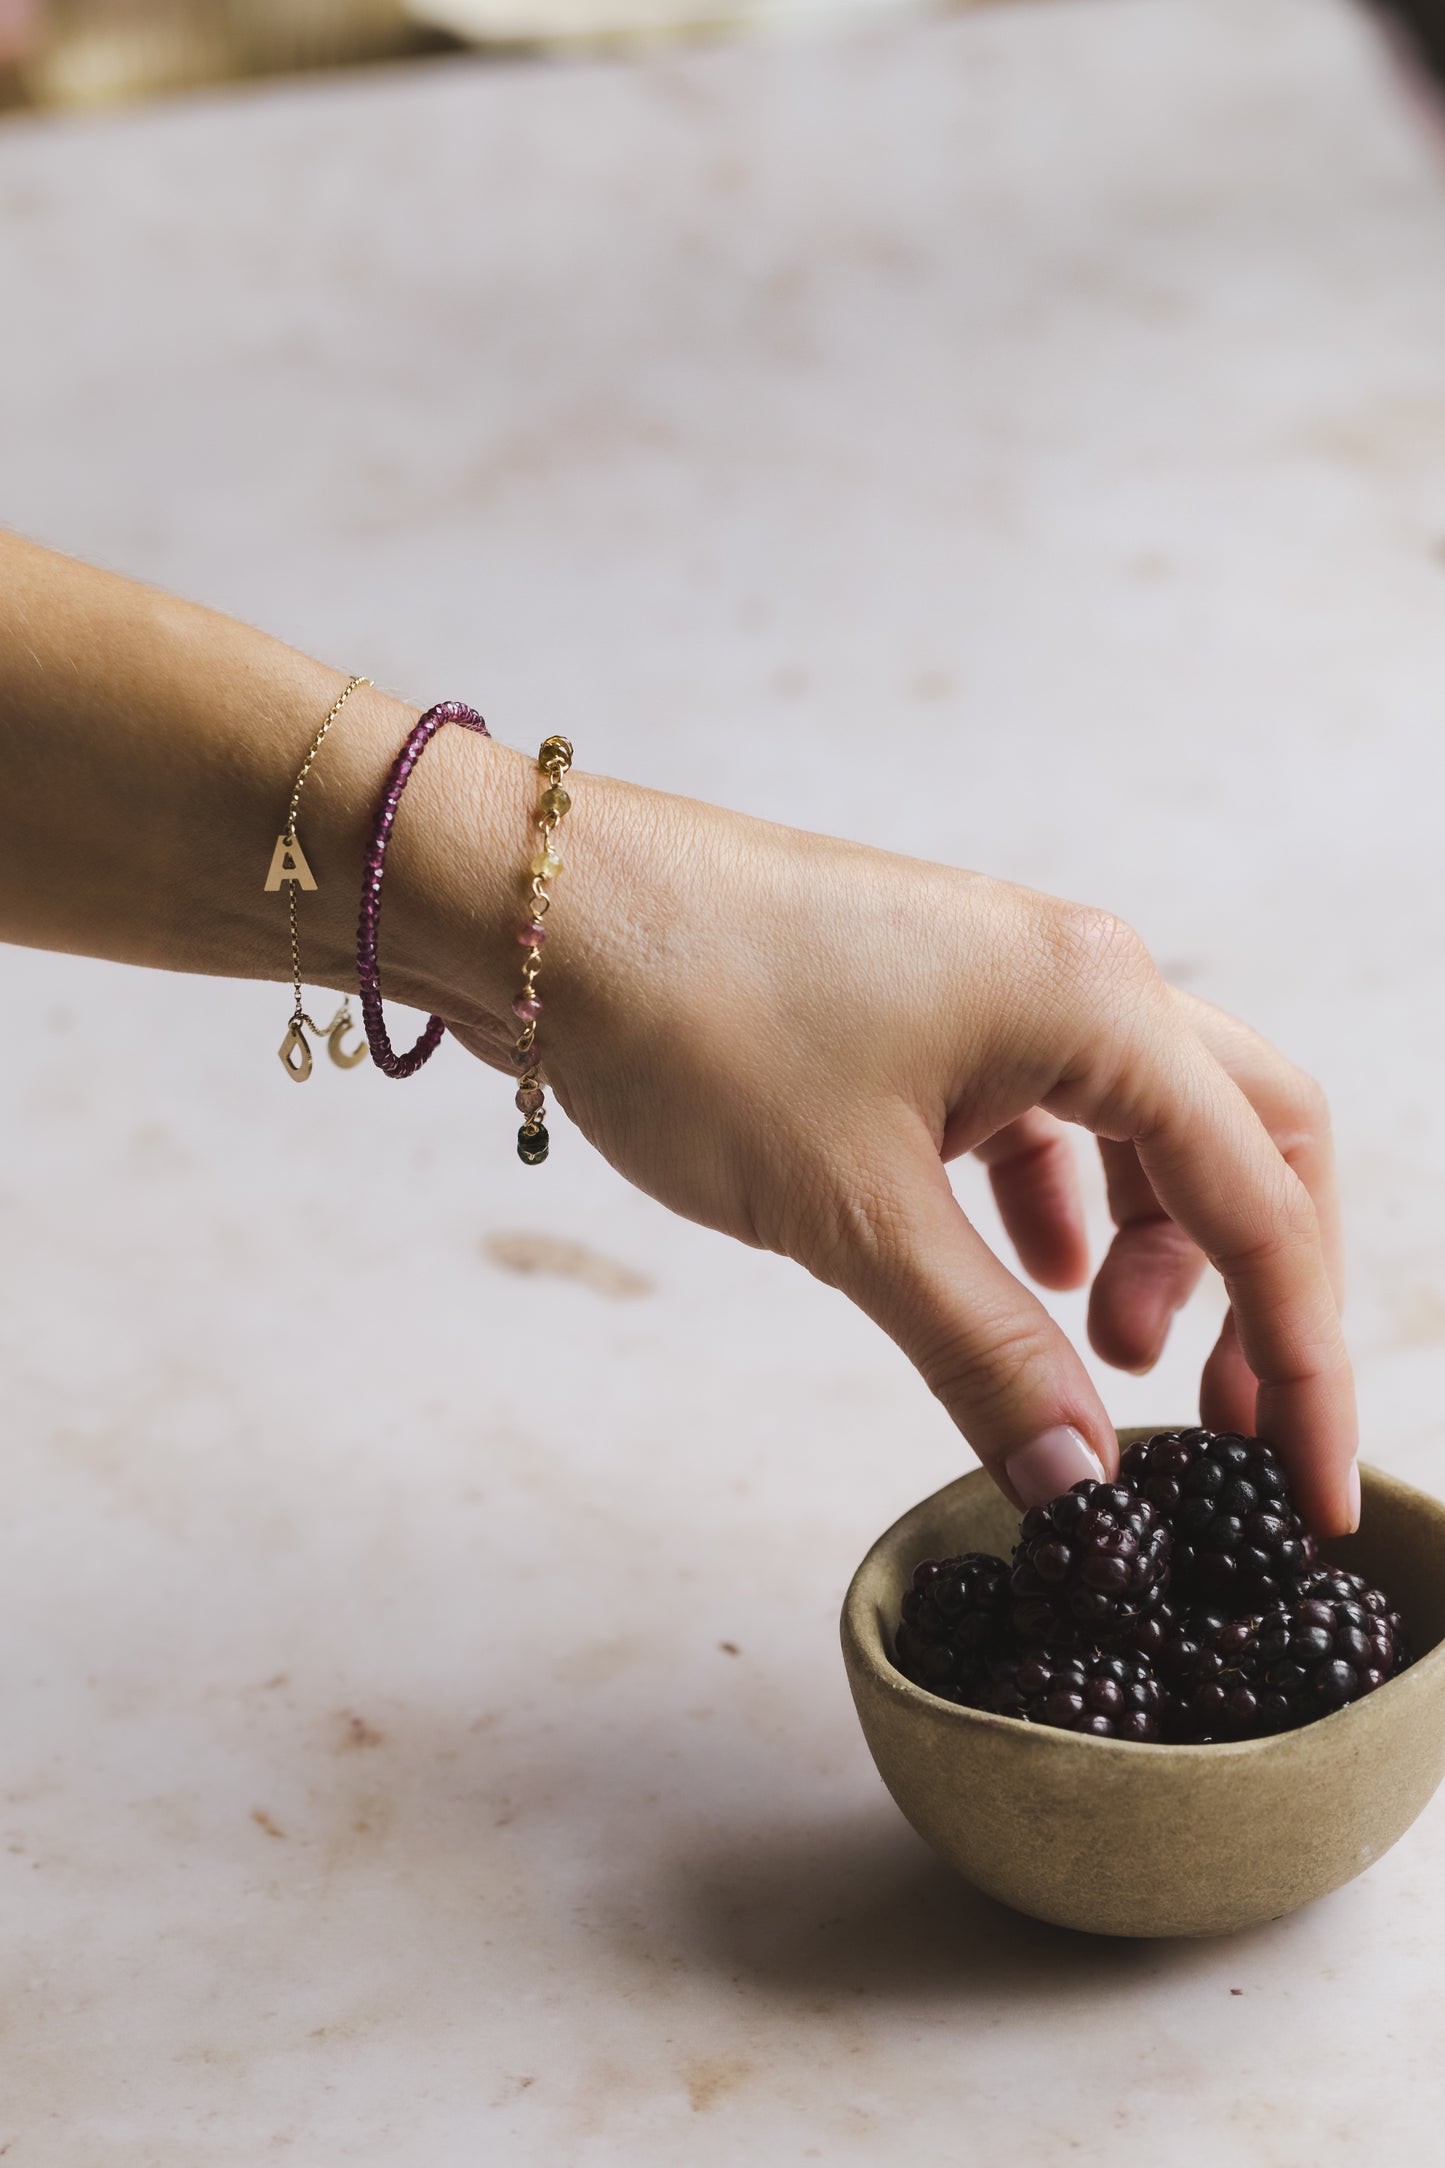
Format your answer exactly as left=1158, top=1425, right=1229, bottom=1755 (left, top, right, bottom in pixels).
left=1004, top=1425, right=1106, bottom=1508
left=1346, top=1460, right=1361, bottom=1533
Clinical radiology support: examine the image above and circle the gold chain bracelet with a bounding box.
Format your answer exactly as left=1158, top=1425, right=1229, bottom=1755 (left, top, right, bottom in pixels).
left=264, top=674, right=371, bottom=1082
left=511, top=734, right=574, bottom=1163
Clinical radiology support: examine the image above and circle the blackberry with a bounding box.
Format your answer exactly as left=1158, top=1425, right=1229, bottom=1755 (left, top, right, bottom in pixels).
left=892, top=1551, right=1011, bottom=1701
left=1178, top=1617, right=1263, bottom=1739
left=1117, top=1601, right=1174, bottom=1666
left=1184, top=1597, right=1396, bottom=1739
left=1010, top=1481, right=1172, bottom=1647
left=1125, top=1600, right=1233, bottom=1686
left=1119, top=1602, right=1238, bottom=1742
left=985, top=1648, right=1164, bottom=1741
left=1294, top=1565, right=1411, bottom=1673
left=1119, top=1427, right=1314, bottom=1613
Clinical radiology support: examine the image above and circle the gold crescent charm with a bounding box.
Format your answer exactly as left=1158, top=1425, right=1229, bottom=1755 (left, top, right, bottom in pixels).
left=279, top=1021, right=314, bottom=1082
left=324, top=1007, right=369, bottom=1071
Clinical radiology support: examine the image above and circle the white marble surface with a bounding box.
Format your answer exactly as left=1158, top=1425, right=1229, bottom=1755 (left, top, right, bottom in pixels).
left=3, top=0, right=1445, bottom=2156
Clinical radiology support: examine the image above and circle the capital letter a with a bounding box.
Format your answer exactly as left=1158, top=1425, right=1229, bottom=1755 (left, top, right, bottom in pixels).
left=264, top=834, right=318, bottom=892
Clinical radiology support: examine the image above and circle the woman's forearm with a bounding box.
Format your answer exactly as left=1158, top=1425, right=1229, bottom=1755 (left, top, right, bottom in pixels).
left=0, top=529, right=535, bottom=1037
left=0, top=529, right=1358, bottom=1533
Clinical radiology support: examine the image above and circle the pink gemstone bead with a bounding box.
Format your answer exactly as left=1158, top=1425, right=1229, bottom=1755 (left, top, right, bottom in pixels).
left=512, top=994, right=542, bottom=1021
left=517, top=920, right=548, bottom=948
left=515, top=1085, right=544, bottom=1115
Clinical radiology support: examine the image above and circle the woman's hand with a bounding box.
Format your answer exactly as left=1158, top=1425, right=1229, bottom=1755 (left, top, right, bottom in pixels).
left=453, top=772, right=1355, bottom=1536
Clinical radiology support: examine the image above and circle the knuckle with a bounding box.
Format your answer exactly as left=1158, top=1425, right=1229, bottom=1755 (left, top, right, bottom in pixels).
left=1278, top=1168, right=1323, bottom=1244
left=1046, top=902, right=1158, bottom=991
left=912, top=1309, right=1061, bottom=1428
left=1217, top=1172, right=1320, bottom=1278
left=1021, top=903, right=1167, bottom=1126
left=1092, top=910, right=1156, bottom=984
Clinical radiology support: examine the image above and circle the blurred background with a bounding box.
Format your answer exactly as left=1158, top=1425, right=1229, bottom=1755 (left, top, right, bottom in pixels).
left=0, top=0, right=1443, bottom=111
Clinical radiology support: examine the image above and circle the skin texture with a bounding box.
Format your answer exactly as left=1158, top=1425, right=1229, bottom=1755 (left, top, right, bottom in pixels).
left=0, top=530, right=1357, bottom=1535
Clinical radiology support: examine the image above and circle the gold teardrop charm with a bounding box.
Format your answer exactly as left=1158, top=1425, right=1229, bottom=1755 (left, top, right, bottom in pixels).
left=279, top=1021, right=313, bottom=1082
left=323, top=1005, right=368, bottom=1071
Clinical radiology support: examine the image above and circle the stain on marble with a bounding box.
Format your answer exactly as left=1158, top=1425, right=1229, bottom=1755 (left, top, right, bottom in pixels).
left=483, top=1230, right=653, bottom=1300
left=251, top=1808, right=286, bottom=1840
left=1299, top=392, right=1445, bottom=475
left=684, top=2055, right=754, bottom=2112
left=337, top=1711, right=384, bottom=1751
left=316, top=1782, right=397, bottom=1873
left=555, top=1637, right=640, bottom=1689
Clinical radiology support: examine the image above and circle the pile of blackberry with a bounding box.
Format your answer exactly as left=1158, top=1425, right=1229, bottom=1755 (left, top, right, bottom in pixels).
left=891, top=1427, right=1411, bottom=1744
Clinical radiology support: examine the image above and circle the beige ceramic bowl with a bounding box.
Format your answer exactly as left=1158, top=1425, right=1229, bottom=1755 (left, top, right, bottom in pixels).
left=842, top=1433, right=1445, bottom=1938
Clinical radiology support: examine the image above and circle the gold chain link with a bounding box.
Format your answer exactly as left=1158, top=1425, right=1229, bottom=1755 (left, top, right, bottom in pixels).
left=282, top=674, right=370, bottom=1022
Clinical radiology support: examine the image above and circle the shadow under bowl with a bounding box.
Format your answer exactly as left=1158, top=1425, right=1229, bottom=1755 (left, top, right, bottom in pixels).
left=841, top=1437, right=1445, bottom=1938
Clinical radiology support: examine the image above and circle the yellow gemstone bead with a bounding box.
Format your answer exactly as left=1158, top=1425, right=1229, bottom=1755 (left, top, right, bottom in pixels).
left=541, top=785, right=571, bottom=817
left=531, top=848, right=563, bottom=878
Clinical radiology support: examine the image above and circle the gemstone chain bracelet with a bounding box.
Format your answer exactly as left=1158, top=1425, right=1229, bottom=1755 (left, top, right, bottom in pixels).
left=512, top=734, right=574, bottom=1165
left=265, top=674, right=372, bottom=1082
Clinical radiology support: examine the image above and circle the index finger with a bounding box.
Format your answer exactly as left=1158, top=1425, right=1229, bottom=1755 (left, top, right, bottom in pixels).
left=1123, top=1047, right=1355, bottom=1538
left=1168, top=986, right=1344, bottom=1307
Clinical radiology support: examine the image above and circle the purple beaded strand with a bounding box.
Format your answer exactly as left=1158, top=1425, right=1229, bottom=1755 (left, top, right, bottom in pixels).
left=356, top=700, right=490, bottom=1078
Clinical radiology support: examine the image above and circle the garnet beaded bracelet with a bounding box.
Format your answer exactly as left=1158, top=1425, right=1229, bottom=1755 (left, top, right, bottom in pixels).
left=355, top=700, right=492, bottom=1078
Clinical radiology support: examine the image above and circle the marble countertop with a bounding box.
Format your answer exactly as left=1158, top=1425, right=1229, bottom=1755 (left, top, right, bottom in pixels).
left=3, top=0, right=1445, bottom=2156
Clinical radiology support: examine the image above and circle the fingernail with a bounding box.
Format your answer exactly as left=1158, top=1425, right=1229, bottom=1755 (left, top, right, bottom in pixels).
left=1346, top=1459, right=1361, bottom=1534
left=1005, top=1424, right=1107, bottom=1508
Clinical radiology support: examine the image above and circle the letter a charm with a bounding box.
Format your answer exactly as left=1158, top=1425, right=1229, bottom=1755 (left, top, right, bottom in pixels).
left=264, top=833, right=318, bottom=891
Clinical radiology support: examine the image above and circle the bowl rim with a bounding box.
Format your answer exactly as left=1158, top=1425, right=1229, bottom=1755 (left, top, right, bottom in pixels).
left=842, top=1450, right=1445, bottom=1760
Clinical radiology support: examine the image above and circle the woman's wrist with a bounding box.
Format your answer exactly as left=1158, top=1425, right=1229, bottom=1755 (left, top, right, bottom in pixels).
left=284, top=682, right=538, bottom=1049
left=0, top=531, right=544, bottom=1044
